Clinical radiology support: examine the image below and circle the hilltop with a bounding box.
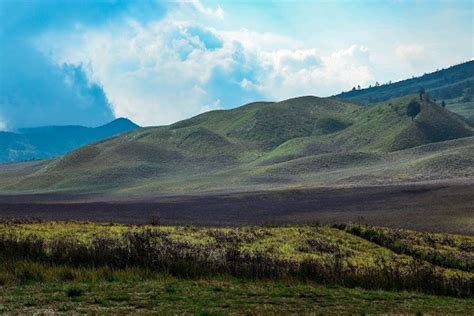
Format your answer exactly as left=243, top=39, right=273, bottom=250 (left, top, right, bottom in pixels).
left=0, top=118, right=139, bottom=163
left=1, top=94, right=472, bottom=194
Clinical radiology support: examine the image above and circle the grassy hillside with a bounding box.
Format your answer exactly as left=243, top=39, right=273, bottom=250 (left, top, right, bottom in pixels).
left=0, top=95, right=472, bottom=194
left=172, top=97, right=359, bottom=148
left=337, top=61, right=473, bottom=108
left=446, top=100, right=474, bottom=122
left=0, top=222, right=473, bottom=313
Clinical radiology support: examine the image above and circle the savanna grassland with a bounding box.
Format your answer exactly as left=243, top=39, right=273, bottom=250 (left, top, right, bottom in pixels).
left=0, top=93, right=472, bottom=236
left=0, top=221, right=472, bottom=314
left=1, top=95, right=472, bottom=195
left=0, top=63, right=473, bottom=314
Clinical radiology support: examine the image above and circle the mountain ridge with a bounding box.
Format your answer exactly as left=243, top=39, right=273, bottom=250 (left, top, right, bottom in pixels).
left=336, top=60, right=473, bottom=102
left=336, top=60, right=474, bottom=120
left=0, top=118, right=139, bottom=163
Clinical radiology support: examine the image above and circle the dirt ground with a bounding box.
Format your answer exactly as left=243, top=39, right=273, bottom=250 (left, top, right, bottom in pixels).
left=0, top=179, right=473, bottom=234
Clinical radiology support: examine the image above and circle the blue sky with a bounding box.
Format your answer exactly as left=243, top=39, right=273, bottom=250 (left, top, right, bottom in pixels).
left=0, top=0, right=472, bottom=129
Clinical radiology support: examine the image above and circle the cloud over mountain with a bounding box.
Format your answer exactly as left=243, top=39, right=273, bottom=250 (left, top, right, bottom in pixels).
left=36, top=5, right=375, bottom=126
left=1, top=0, right=471, bottom=128
left=0, top=0, right=166, bottom=129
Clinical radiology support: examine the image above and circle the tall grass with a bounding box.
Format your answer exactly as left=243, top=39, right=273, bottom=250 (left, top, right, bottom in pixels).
left=0, top=228, right=472, bottom=297
left=337, top=224, right=474, bottom=272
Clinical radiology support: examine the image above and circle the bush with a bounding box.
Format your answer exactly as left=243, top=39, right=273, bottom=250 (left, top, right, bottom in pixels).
left=148, top=212, right=161, bottom=226
left=65, top=286, right=84, bottom=297
left=297, top=238, right=342, bottom=254
left=407, top=100, right=421, bottom=120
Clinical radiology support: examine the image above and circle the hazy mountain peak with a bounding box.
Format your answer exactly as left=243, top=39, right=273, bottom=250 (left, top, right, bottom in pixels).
left=0, top=118, right=140, bottom=163
left=104, top=117, right=139, bottom=128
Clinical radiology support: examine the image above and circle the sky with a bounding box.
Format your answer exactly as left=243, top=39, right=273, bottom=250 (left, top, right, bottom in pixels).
left=0, top=0, right=472, bottom=130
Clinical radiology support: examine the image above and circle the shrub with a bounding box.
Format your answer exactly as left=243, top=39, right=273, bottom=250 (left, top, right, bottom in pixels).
left=407, top=100, right=421, bottom=120
left=65, top=286, right=84, bottom=297
left=297, top=238, right=341, bottom=254
left=149, top=212, right=161, bottom=226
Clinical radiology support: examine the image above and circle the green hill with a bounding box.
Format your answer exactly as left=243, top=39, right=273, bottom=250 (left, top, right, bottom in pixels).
left=0, top=95, right=472, bottom=194
left=337, top=60, right=474, bottom=119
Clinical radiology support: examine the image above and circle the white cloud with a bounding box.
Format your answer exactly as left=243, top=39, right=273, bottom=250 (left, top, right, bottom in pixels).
left=255, top=45, right=373, bottom=98
left=219, top=28, right=302, bottom=51
left=39, top=19, right=241, bottom=126
left=395, top=44, right=425, bottom=61
left=179, top=0, right=224, bottom=19
left=36, top=7, right=375, bottom=126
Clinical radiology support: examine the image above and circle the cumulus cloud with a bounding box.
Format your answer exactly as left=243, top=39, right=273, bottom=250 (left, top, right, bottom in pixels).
left=30, top=1, right=375, bottom=126
left=255, top=45, right=373, bottom=98
left=38, top=15, right=374, bottom=126
left=0, top=0, right=164, bottom=129
left=2, top=0, right=471, bottom=129
left=38, top=19, right=260, bottom=125
left=0, top=44, right=114, bottom=129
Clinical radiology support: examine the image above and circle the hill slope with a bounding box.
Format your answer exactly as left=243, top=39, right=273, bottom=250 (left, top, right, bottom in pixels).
left=336, top=60, right=474, bottom=119
left=0, top=118, right=139, bottom=163
left=1, top=95, right=472, bottom=194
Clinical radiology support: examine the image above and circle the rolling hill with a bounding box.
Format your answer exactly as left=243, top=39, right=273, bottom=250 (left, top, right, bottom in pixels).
left=337, top=60, right=474, bottom=120
left=0, top=118, right=139, bottom=163
left=1, top=94, right=472, bottom=195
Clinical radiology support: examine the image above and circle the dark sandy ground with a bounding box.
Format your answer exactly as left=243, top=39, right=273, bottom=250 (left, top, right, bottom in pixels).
left=0, top=178, right=472, bottom=234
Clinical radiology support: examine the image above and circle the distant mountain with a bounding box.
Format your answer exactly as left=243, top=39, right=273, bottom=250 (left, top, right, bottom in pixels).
left=0, top=118, right=139, bottom=163
left=1, top=95, right=472, bottom=194
left=336, top=60, right=474, bottom=119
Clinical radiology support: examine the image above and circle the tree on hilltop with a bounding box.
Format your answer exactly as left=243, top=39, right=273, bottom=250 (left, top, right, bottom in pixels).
left=407, top=100, right=421, bottom=121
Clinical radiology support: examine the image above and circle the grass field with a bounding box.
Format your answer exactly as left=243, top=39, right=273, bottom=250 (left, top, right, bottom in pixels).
left=0, top=221, right=472, bottom=313
left=2, top=265, right=473, bottom=314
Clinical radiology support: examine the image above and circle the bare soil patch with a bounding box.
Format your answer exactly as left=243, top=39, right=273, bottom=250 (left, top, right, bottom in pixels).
left=0, top=179, right=472, bottom=234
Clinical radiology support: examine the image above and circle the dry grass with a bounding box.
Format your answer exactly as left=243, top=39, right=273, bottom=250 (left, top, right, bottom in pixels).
left=0, top=222, right=472, bottom=297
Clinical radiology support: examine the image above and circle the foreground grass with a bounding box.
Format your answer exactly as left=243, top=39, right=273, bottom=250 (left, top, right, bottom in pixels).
left=0, top=263, right=472, bottom=314
left=0, top=221, right=472, bottom=313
